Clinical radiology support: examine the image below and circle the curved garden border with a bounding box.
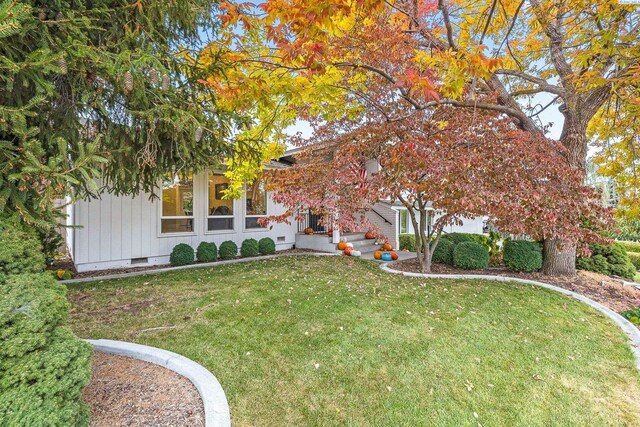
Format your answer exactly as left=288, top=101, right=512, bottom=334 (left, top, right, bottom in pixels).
left=380, top=263, right=640, bottom=370
left=86, top=339, right=231, bottom=427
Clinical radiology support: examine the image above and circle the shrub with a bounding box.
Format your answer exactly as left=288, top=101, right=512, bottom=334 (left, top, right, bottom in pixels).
left=196, top=242, right=217, bottom=263
left=453, top=242, right=489, bottom=270
left=0, top=273, right=92, bottom=426
left=219, top=241, right=238, bottom=260
left=621, top=307, right=640, bottom=326
left=431, top=239, right=454, bottom=265
left=0, top=219, right=45, bottom=284
left=503, top=240, right=542, bottom=272
left=442, top=232, right=477, bottom=246
left=576, top=242, right=636, bottom=280
left=628, top=252, right=640, bottom=271
left=399, top=234, right=416, bottom=252
left=241, top=239, right=259, bottom=257
left=169, top=243, right=194, bottom=266
left=618, top=240, right=640, bottom=254
left=258, top=237, right=276, bottom=255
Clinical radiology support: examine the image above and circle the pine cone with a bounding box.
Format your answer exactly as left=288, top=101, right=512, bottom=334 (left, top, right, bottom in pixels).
left=57, top=57, right=67, bottom=75
left=195, top=126, right=203, bottom=142
left=124, top=71, right=134, bottom=92
left=149, top=69, right=159, bottom=86
left=55, top=12, right=64, bottom=21
left=38, top=11, right=47, bottom=21
left=161, top=74, right=170, bottom=91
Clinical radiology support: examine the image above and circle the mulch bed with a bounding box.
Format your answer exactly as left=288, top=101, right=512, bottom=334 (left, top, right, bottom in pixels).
left=84, top=351, right=204, bottom=427
left=390, top=258, right=640, bottom=313
left=59, top=248, right=323, bottom=280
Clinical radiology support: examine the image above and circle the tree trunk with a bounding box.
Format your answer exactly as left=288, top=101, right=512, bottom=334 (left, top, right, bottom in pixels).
left=542, top=238, right=576, bottom=275
left=542, top=115, right=586, bottom=276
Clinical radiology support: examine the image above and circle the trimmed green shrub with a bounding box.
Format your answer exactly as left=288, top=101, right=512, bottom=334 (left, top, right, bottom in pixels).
left=219, top=241, right=238, bottom=260
left=169, top=243, right=194, bottom=266
left=621, top=307, right=640, bottom=326
left=0, top=273, right=92, bottom=426
left=628, top=252, right=640, bottom=271
left=0, top=219, right=45, bottom=284
left=258, top=237, right=276, bottom=255
left=399, top=234, right=416, bottom=252
left=618, top=240, right=640, bottom=254
left=442, top=232, right=477, bottom=246
left=453, top=242, right=489, bottom=270
left=241, top=239, right=259, bottom=257
left=196, top=242, right=217, bottom=263
left=432, top=239, right=454, bottom=265
left=576, top=242, right=636, bottom=280
left=503, top=240, right=542, bottom=272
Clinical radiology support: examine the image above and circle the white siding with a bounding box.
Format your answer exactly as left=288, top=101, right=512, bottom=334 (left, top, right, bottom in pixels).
left=72, top=173, right=297, bottom=272
left=402, top=210, right=485, bottom=236
left=366, top=202, right=399, bottom=249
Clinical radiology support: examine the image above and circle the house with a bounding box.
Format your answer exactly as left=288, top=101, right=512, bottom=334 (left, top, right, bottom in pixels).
left=63, top=151, right=485, bottom=272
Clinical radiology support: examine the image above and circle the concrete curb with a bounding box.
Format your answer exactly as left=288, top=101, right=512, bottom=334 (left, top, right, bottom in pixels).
left=64, top=252, right=337, bottom=284
left=380, top=263, right=640, bottom=370
left=87, top=339, right=231, bottom=427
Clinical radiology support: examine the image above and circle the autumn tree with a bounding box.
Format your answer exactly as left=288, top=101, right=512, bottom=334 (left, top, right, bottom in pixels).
left=214, top=0, right=639, bottom=275
left=266, top=104, right=608, bottom=273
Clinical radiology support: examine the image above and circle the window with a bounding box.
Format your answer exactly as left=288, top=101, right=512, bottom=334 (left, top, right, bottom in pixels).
left=161, top=174, right=194, bottom=233
left=207, top=173, right=234, bottom=231
left=399, top=209, right=407, bottom=234
left=245, top=175, right=267, bottom=229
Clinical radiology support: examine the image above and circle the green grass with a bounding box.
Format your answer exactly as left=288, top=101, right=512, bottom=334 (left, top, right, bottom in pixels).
left=67, top=256, right=640, bottom=426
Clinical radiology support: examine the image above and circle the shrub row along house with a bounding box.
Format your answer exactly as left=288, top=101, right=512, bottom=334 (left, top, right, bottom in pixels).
left=61, top=151, right=483, bottom=272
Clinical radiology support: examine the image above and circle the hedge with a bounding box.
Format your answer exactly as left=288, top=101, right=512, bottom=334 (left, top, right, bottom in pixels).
left=0, top=273, right=92, bottom=426
left=196, top=242, right=217, bottom=263
left=617, top=240, right=640, bottom=254
left=169, top=243, right=194, bottom=266
left=503, top=240, right=542, bottom=273
left=0, top=220, right=45, bottom=284
left=442, top=232, right=490, bottom=251
left=258, top=238, right=276, bottom=255
left=241, top=239, right=259, bottom=257
left=399, top=234, right=416, bottom=252
left=576, top=242, right=636, bottom=280
left=453, top=242, right=489, bottom=270
left=431, top=239, right=454, bottom=265
left=628, top=252, right=640, bottom=271
left=219, top=241, right=238, bottom=260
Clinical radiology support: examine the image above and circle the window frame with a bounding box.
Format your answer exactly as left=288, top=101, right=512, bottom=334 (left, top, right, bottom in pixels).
left=158, top=174, right=196, bottom=237
left=244, top=180, right=268, bottom=231
left=205, top=172, right=236, bottom=234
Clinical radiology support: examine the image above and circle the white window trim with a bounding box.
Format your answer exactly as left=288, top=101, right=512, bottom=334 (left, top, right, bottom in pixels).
left=158, top=175, right=197, bottom=237
left=243, top=183, right=268, bottom=231
left=205, top=172, right=236, bottom=235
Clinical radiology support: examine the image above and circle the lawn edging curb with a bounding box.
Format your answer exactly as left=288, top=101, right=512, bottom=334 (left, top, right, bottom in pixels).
left=64, top=252, right=338, bottom=284
left=380, top=263, right=640, bottom=370
left=86, top=339, right=230, bottom=427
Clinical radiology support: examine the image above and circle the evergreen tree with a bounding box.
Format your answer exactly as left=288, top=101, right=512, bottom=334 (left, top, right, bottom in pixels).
left=0, top=0, right=228, bottom=230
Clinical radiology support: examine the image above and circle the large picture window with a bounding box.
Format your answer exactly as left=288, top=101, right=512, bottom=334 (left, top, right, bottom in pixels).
left=245, top=175, right=267, bottom=229
left=161, top=174, right=194, bottom=233
left=208, top=173, right=234, bottom=231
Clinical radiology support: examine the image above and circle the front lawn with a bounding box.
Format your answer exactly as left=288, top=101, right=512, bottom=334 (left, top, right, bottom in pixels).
left=67, top=256, right=640, bottom=426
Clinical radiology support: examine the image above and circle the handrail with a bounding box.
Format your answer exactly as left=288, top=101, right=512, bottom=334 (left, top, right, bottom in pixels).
left=371, top=208, right=392, bottom=225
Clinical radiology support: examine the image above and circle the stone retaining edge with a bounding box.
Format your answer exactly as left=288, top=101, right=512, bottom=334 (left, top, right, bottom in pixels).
left=380, top=263, right=640, bottom=370
left=86, top=339, right=231, bottom=427
left=64, top=252, right=337, bottom=284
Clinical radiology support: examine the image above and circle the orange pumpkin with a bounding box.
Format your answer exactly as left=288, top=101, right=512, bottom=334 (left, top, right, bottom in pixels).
left=304, top=227, right=314, bottom=235
left=373, top=251, right=382, bottom=260
left=390, top=251, right=399, bottom=260
left=327, top=229, right=333, bottom=237
left=344, top=247, right=352, bottom=256
left=337, top=241, right=347, bottom=250
left=382, top=243, right=393, bottom=251
left=365, top=232, right=375, bottom=239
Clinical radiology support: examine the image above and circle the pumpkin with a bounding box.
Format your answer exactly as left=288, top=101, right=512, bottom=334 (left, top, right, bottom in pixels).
left=382, top=243, right=392, bottom=251
left=344, top=247, right=352, bottom=256
left=304, top=227, right=314, bottom=235
left=327, top=229, right=333, bottom=237
left=390, top=251, right=399, bottom=260
left=345, top=242, right=354, bottom=249
left=373, top=251, right=382, bottom=260
left=337, top=241, right=347, bottom=250
left=365, top=232, right=375, bottom=239
left=381, top=252, right=392, bottom=261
